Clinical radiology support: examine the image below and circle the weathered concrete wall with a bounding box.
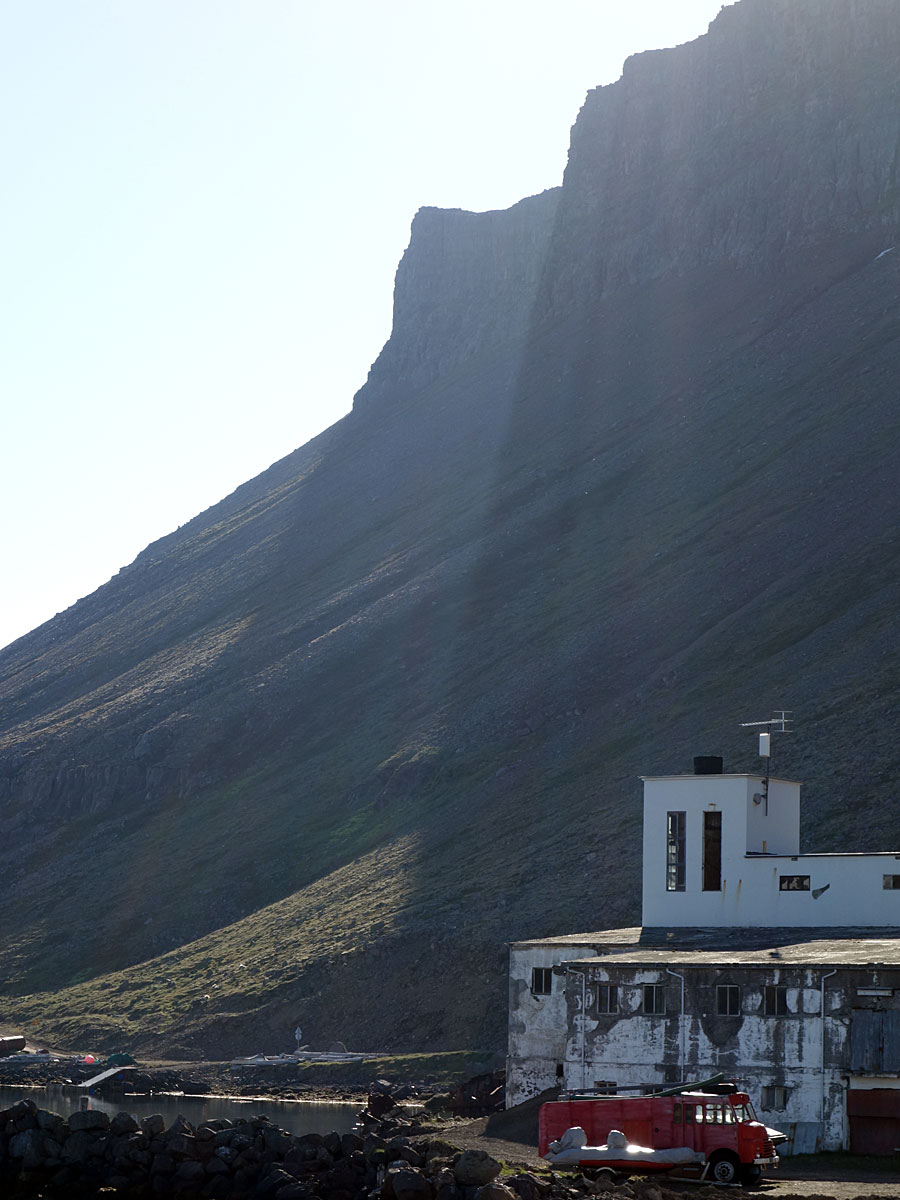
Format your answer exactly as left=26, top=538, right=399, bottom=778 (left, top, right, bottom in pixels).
left=556, top=963, right=900, bottom=1151
left=507, top=943, right=599, bottom=1106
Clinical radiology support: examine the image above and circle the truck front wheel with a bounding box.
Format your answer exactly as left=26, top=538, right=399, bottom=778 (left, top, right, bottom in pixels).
left=589, top=1168, right=618, bottom=1184
left=708, top=1151, right=740, bottom=1184
left=740, top=1164, right=762, bottom=1188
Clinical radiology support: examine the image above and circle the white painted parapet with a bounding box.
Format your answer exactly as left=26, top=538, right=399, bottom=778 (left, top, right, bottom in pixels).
left=641, top=771, right=900, bottom=928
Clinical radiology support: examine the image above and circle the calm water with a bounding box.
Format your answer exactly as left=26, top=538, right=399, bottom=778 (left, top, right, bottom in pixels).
left=0, top=1084, right=359, bottom=1137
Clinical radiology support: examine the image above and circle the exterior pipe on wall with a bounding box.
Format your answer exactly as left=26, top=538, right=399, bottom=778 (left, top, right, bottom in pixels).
left=820, top=969, right=836, bottom=1132
left=581, top=972, right=587, bottom=1090
left=666, top=967, right=686, bottom=1078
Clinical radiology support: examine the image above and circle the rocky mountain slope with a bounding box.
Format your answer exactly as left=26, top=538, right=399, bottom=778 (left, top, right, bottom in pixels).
left=2, top=0, right=900, bottom=1058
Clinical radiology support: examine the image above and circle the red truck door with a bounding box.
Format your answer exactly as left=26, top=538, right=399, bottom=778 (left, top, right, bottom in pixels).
left=649, top=1098, right=674, bottom=1148
left=683, top=1099, right=743, bottom=1156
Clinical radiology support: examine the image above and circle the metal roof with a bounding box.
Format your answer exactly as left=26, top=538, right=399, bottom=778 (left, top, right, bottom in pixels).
left=511, top=926, right=900, bottom=966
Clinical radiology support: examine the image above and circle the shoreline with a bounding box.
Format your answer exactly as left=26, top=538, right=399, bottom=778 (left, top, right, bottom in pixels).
left=2, top=1075, right=900, bottom=1197
left=0, top=1061, right=371, bottom=1104
left=0, top=1083, right=367, bottom=1105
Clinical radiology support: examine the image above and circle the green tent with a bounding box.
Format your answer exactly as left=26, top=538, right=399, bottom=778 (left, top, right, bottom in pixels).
left=105, top=1052, right=136, bottom=1066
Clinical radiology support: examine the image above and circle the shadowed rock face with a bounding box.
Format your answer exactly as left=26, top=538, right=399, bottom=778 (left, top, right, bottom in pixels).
left=2, top=0, right=900, bottom=1057
left=553, top=0, right=900, bottom=292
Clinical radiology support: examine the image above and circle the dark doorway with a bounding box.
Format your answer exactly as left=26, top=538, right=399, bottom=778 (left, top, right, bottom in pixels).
left=847, top=1088, right=900, bottom=1154
left=703, top=811, right=722, bottom=891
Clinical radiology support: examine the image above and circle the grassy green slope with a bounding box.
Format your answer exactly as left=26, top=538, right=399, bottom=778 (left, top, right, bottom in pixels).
left=2, top=240, right=900, bottom=1057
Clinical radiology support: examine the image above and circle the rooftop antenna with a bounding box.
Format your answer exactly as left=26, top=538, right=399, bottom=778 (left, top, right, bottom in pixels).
left=739, top=710, right=792, bottom=814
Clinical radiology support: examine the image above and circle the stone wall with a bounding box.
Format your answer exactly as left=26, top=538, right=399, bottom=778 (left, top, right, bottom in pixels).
left=0, top=1097, right=545, bottom=1200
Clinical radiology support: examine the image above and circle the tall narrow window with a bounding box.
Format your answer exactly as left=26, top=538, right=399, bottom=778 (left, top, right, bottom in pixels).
left=531, top=967, right=553, bottom=996
left=703, top=811, right=722, bottom=891
left=764, top=985, right=788, bottom=1015
left=667, top=811, right=686, bottom=891
left=643, top=984, right=666, bottom=1015
left=596, top=984, right=619, bottom=1014
left=717, top=984, right=741, bottom=1015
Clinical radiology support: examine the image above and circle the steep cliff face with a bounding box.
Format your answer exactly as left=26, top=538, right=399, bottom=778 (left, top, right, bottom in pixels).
left=2, top=0, right=900, bottom=1057
left=370, top=0, right=900, bottom=338
left=357, top=188, right=560, bottom=408
left=552, top=0, right=900, bottom=300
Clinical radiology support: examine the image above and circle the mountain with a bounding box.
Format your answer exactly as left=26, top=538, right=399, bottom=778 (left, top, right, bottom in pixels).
left=2, top=0, right=900, bottom=1059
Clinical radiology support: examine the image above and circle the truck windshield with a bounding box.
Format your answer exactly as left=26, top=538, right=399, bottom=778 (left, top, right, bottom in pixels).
left=731, top=1101, right=758, bottom=1123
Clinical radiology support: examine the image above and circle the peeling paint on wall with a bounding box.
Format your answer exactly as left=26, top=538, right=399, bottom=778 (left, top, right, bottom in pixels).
left=507, top=767, right=900, bottom=1148
left=508, top=942, right=900, bottom=1149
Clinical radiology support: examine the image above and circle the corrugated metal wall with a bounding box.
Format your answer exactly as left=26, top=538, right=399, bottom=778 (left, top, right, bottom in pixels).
left=849, top=1011, right=900, bottom=1073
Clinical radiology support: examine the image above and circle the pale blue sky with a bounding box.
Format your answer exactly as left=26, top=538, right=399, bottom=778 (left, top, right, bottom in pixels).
left=2, top=1, right=728, bottom=650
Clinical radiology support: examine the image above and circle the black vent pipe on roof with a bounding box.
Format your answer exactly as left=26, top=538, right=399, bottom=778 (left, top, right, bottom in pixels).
left=694, top=755, right=724, bottom=775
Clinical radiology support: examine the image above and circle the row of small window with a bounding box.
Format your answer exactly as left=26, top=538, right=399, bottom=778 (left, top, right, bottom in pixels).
left=531, top=970, right=792, bottom=1016
left=780, top=875, right=900, bottom=890
left=665, top=807, right=900, bottom=893
left=671, top=864, right=900, bottom=893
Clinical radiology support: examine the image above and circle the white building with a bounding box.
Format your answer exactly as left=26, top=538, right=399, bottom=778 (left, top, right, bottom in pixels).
left=642, top=759, right=900, bottom=928
left=507, top=755, right=900, bottom=1154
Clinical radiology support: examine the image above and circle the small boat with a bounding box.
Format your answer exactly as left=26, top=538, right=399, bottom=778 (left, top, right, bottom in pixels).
left=230, top=1051, right=365, bottom=1068
left=544, top=1127, right=706, bottom=1174
left=229, top=1054, right=277, bottom=1067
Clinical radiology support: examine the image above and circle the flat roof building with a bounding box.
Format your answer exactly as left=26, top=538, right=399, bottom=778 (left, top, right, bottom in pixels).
left=507, top=755, right=900, bottom=1154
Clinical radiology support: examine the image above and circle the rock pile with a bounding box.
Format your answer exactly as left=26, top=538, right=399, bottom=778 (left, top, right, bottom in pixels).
left=443, top=1071, right=505, bottom=1117
left=0, top=1096, right=717, bottom=1200
left=359, top=1078, right=422, bottom=1124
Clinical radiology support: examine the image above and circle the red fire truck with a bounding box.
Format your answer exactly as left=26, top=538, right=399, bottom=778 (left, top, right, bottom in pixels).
left=539, top=1083, right=783, bottom=1186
